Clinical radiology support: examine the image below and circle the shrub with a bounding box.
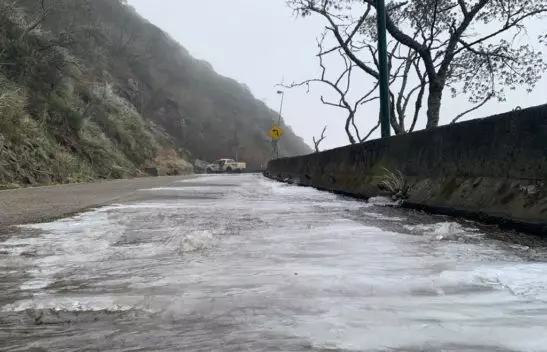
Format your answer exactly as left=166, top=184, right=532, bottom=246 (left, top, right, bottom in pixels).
left=0, top=87, right=27, bottom=144
left=378, top=168, right=410, bottom=200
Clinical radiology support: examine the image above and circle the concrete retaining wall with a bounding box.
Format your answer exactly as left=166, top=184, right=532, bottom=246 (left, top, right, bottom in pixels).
left=266, top=104, right=547, bottom=235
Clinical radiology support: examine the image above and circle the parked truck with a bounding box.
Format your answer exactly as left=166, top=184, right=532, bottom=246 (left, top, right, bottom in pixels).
left=206, top=159, right=246, bottom=174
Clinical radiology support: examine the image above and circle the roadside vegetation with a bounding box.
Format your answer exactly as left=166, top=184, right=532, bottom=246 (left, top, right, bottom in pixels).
left=378, top=168, right=409, bottom=201
left=0, top=0, right=184, bottom=187
left=0, top=0, right=310, bottom=188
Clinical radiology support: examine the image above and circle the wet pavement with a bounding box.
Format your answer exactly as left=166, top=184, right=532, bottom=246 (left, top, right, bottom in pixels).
left=1, top=174, right=547, bottom=351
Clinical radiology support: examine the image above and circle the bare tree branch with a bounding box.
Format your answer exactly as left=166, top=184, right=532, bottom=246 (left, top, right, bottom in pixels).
left=313, top=126, right=327, bottom=152
left=428, top=0, right=439, bottom=50
left=304, top=2, right=380, bottom=79
left=361, top=119, right=381, bottom=142
left=282, top=32, right=385, bottom=144
left=452, top=8, right=547, bottom=57
left=451, top=93, right=493, bottom=124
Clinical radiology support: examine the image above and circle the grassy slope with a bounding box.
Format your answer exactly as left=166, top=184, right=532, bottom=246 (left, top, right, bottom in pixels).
left=0, top=0, right=193, bottom=188
left=13, top=0, right=311, bottom=172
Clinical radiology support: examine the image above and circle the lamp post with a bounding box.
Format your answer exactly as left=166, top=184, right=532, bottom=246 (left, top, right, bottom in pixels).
left=273, top=90, right=285, bottom=159
left=276, top=90, right=285, bottom=125
left=377, top=0, right=391, bottom=138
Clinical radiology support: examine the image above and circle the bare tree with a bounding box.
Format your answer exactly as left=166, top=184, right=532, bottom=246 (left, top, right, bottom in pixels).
left=388, top=45, right=427, bottom=134
left=283, top=26, right=427, bottom=142
left=289, top=0, right=547, bottom=129
left=283, top=33, right=381, bottom=144
left=313, top=126, right=327, bottom=152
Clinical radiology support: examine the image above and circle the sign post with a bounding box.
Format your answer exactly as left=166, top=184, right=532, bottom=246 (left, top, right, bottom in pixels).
left=270, top=90, right=286, bottom=159
left=268, top=124, right=284, bottom=159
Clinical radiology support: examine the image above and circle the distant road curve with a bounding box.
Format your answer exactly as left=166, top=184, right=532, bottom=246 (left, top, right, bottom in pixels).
left=0, top=176, right=192, bottom=229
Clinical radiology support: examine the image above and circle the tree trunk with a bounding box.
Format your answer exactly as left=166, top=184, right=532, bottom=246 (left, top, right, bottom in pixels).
left=345, top=113, right=356, bottom=144
left=426, top=81, right=443, bottom=129
left=388, top=92, right=403, bottom=135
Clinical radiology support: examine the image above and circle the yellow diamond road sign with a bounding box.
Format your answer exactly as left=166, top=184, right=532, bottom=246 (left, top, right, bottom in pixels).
left=268, top=125, right=284, bottom=141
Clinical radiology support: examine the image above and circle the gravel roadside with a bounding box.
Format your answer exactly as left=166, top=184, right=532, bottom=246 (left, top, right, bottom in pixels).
left=0, top=176, right=192, bottom=229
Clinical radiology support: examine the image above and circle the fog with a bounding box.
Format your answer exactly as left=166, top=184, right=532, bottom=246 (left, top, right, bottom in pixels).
left=129, top=0, right=547, bottom=150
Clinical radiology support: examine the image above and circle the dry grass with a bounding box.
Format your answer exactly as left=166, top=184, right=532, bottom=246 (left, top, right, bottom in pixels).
left=0, top=0, right=198, bottom=188
left=378, top=167, right=410, bottom=199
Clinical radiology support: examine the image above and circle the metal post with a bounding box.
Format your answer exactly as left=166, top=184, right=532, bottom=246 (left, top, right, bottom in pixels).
left=270, top=138, right=278, bottom=160
left=275, top=90, right=284, bottom=159
left=276, top=90, right=285, bottom=125
left=376, top=0, right=391, bottom=138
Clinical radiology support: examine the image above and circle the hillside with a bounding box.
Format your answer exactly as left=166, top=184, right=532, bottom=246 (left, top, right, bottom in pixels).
left=0, top=0, right=310, bottom=187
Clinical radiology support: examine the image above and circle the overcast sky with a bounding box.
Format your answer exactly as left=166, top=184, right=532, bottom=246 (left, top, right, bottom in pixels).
left=128, top=0, right=547, bottom=150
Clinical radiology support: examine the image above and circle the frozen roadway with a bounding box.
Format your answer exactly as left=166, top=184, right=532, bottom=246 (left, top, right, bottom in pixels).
left=1, top=174, right=547, bottom=351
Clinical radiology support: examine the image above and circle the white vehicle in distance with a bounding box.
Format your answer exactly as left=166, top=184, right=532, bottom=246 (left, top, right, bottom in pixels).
left=206, top=159, right=246, bottom=174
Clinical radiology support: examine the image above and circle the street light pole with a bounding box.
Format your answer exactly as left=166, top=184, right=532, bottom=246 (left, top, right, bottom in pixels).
left=376, top=0, right=391, bottom=138
left=274, top=90, right=285, bottom=159
left=276, top=90, right=285, bottom=125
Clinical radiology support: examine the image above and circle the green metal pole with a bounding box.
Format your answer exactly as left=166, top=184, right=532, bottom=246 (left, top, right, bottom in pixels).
left=276, top=91, right=284, bottom=158
left=376, top=0, right=391, bottom=138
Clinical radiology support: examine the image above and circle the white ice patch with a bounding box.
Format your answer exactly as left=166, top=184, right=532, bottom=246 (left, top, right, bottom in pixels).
left=368, top=196, right=399, bottom=206
left=5, top=212, right=121, bottom=292
left=2, top=201, right=223, bottom=297
left=163, top=230, right=217, bottom=253
left=19, top=279, right=54, bottom=291
left=2, top=295, right=142, bottom=313
left=139, top=186, right=215, bottom=192
left=426, top=262, right=547, bottom=302
left=404, top=221, right=482, bottom=240
left=469, top=264, right=547, bottom=301
left=0, top=241, right=28, bottom=256
left=3, top=174, right=547, bottom=352
left=95, top=202, right=213, bottom=211
left=361, top=211, right=406, bottom=222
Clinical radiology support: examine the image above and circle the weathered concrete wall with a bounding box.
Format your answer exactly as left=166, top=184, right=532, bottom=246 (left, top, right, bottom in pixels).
left=266, top=104, right=547, bottom=235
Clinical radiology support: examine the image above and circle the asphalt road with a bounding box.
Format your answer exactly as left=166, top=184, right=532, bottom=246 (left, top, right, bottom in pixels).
left=0, top=176, right=191, bottom=229
left=1, top=174, right=547, bottom=351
